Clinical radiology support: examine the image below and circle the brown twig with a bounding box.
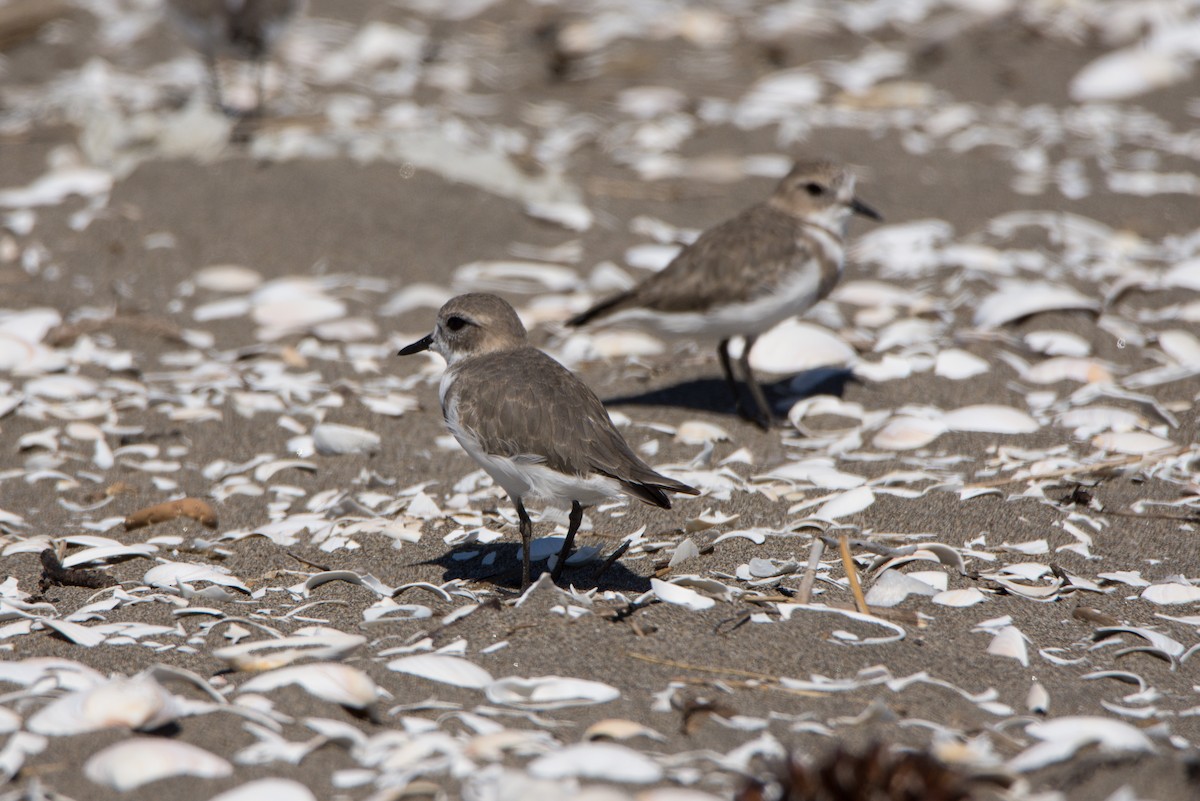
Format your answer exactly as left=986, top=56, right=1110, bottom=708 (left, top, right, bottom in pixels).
left=796, top=537, right=824, bottom=605
left=839, top=533, right=869, bottom=615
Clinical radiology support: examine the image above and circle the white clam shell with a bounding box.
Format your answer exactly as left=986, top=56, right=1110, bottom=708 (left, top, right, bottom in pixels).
left=932, top=588, right=987, bottom=607
left=747, top=320, right=856, bottom=374
left=238, top=663, right=384, bottom=709
left=528, top=742, right=663, bottom=783
left=1092, top=431, right=1174, bottom=455
left=84, top=738, right=232, bottom=791
left=1025, top=330, right=1091, bottom=357
left=1140, top=583, right=1200, bottom=605
left=814, top=486, right=875, bottom=520
left=1070, top=48, right=1191, bottom=102
left=387, top=654, right=495, bottom=689
left=194, top=264, right=263, bottom=293
left=27, top=675, right=180, bottom=736
left=453, top=260, right=579, bottom=294
left=943, top=405, right=1039, bottom=434
left=312, top=423, right=382, bottom=455
left=214, top=632, right=367, bottom=671
left=207, top=778, right=317, bottom=801
left=674, top=420, right=730, bottom=445
left=872, top=416, right=946, bottom=450
left=934, top=349, right=989, bottom=379
left=485, top=676, right=620, bottom=709
left=524, top=201, right=594, bottom=232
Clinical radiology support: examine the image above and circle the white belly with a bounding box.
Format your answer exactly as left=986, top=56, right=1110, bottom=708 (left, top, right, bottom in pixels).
left=598, top=260, right=834, bottom=342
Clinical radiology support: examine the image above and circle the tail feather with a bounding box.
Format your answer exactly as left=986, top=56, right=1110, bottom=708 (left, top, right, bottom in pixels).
left=619, top=475, right=700, bottom=510
left=567, top=291, right=631, bottom=327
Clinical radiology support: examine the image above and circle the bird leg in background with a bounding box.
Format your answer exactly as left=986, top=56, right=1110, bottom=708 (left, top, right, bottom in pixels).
left=203, top=47, right=225, bottom=112
left=551, top=501, right=584, bottom=583
left=737, top=335, right=773, bottom=430
left=717, top=338, right=751, bottom=421
left=515, top=498, right=534, bottom=590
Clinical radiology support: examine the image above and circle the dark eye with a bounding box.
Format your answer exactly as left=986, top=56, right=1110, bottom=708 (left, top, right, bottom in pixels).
left=804, top=182, right=824, bottom=196
left=445, top=316, right=467, bottom=331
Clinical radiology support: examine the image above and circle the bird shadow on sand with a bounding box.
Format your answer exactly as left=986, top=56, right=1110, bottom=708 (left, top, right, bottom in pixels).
left=601, top=366, right=857, bottom=420
left=430, top=540, right=653, bottom=595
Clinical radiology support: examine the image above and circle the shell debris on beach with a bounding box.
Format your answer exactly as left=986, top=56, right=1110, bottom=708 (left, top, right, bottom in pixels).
left=1, top=1, right=1199, bottom=800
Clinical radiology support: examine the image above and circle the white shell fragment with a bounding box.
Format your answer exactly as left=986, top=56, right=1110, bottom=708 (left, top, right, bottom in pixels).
left=865, top=570, right=938, bottom=607
left=973, top=283, right=1099, bottom=328
left=1008, top=717, right=1155, bottom=772
left=650, top=578, right=716, bottom=611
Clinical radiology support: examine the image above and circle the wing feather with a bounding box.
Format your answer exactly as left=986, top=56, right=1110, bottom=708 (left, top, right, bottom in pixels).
left=448, top=349, right=697, bottom=507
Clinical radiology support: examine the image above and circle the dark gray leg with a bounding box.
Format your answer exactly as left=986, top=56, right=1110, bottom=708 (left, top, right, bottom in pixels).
left=252, top=54, right=266, bottom=116
left=202, top=44, right=226, bottom=113
left=738, top=335, right=772, bottom=430
left=551, top=501, right=584, bottom=583
left=514, top=497, right=533, bottom=590
left=717, top=339, right=750, bottom=420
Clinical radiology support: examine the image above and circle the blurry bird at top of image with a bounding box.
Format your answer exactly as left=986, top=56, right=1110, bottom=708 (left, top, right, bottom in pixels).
left=165, top=0, right=307, bottom=115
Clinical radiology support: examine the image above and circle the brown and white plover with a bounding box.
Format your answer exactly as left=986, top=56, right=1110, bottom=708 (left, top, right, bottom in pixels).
left=166, top=0, right=306, bottom=114
left=568, top=159, right=881, bottom=429
left=399, top=293, right=698, bottom=589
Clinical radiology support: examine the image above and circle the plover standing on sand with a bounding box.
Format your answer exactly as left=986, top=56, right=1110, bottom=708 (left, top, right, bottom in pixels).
left=399, top=293, right=698, bottom=589
left=569, top=159, right=881, bottom=429
left=166, top=0, right=306, bottom=114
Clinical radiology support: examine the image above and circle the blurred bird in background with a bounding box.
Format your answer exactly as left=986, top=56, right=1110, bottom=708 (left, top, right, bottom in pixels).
left=165, top=0, right=307, bottom=115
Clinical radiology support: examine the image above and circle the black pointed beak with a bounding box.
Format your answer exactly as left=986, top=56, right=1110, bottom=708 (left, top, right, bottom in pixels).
left=398, top=333, right=434, bottom=356
left=850, top=197, right=882, bottom=222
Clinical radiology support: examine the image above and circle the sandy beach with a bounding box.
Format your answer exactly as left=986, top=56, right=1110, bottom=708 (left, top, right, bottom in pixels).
left=1, top=1, right=1199, bottom=799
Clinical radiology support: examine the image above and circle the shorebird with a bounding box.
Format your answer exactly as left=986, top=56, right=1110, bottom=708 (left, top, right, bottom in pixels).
left=165, top=0, right=306, bottom=114
left=568, top=159, right=881, bottom=429
left=399, top=293, right=699, bottom=589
